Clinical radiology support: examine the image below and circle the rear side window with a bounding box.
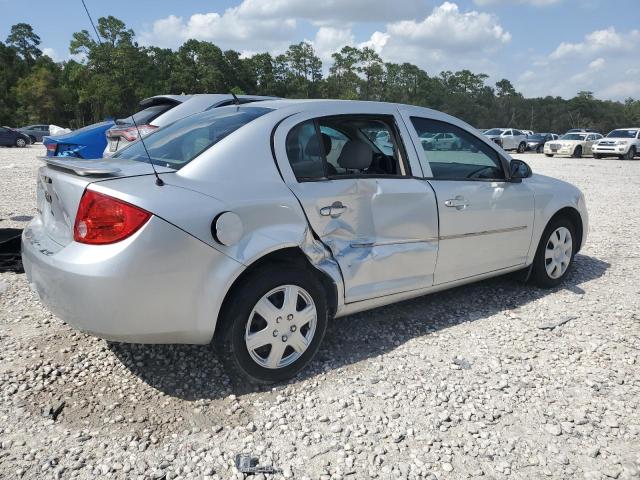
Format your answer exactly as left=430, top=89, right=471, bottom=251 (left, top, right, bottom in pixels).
left=286, top=115, right=409, bottom=181
left=410, top=117, right=505, bottom=181
left=114, top=106, right=272, bottom=169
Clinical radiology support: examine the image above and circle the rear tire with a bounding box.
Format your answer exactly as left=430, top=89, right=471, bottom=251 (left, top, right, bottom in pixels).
left=530, top=217, right=577, bottom=288
left=545, top=154, right=553, bottom=157
left=215, top=265, right=328, bottom=384
left=572, top=146, right=582, bottom=158
left=15, top=138, right=26, bottom=148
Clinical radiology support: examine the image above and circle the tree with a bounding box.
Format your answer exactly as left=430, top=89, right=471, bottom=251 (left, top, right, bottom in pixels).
left=6, top=23, right=42, bottom=65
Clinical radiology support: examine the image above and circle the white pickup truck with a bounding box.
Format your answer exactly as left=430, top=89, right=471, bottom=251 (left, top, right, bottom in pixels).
left=592, top=128, right=640, bottom=160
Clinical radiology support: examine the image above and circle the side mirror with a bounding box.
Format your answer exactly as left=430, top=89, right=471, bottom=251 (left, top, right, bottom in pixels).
left=510, top=159, right=532, bottom=182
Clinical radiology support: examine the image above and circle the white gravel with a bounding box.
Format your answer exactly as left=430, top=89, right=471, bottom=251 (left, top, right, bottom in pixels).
left=1, top=145, right=639, bottom=480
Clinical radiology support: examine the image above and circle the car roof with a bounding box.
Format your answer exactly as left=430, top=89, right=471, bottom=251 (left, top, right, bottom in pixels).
left=140, top=94, right=277, bottom=107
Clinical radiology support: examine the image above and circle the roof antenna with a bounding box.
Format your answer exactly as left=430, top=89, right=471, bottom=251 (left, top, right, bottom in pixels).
left=131, top=115, right=164, bottom=186
left=230, top=91, right=240, bottom=108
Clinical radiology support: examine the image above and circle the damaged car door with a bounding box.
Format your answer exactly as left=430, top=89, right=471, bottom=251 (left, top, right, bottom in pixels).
left=274, top=108, right=438, bottom=303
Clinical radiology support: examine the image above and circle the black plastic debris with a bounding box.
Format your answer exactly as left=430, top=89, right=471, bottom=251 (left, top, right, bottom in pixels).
left=235, top=454, right=281, bottom=475
left=0, top=228, right=23, bottom=273
left=42, top=401, right=65, bottom=421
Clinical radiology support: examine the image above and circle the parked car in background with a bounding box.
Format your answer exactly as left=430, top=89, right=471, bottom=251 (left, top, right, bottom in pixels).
left=17, top=124, right=50, bottom=143
left=566, top=128, right=599, bottom=134
left=544, top=132, right=603, bottom=158
left=104, top=94, right=275, bottom=156
left=0, top=126, right=31, bottom=147
left=420, top=131, right=462, bottom=150
left=526, top=133, right=559, bottom=153
left=43, top=121, right=115, bottom=158
left=483, top=128, right=528, bottom=152
left=592, top=128, right=639, bottom=160
left=521, top=130, right=534, bottom=137
left=22, top=99, right=588, bottom=383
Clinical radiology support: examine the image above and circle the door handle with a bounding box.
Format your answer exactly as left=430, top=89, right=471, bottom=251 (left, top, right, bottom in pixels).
left=444, top=196, right=469, bottom=210
left=320, top=201, right=347, bottom=218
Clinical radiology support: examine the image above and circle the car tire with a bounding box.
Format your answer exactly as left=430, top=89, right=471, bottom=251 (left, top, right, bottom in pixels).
left=623, top=147, right=636, bottom=160
left=536, top=145, right=543, bottom=154
left=15, top=137, right=27, bottom=148
left=572, top=146, right=582, bottom=158
left=517, top=142, right=526, bottom=153
left=215, top=265, right=328, bottom=384
left=545, top=154, right=553, bottom=157
left=593, top=153, right=601, bottom=159
left=530, top=217, right=577, bottom=288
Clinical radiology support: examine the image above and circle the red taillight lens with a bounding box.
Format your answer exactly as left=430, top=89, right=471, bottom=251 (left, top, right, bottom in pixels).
left=73, top=190, right=151, bottom=245
left=46, top=143, right=57, bottom=152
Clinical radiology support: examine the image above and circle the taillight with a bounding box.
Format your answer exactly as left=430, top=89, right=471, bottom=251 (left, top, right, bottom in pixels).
left=73, top=190, right=151, bottom=245
left=46, top=143, right=57, bottom=153
left=110, top=124, right=158, bottom=142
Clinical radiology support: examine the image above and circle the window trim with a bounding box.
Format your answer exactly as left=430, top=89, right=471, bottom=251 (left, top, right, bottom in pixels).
left=286, top=113, right=414, bottom=183
left=409, top=116, right=511, bottom=182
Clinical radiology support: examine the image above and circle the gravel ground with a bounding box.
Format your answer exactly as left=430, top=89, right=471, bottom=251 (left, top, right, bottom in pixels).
left=0, top=145, right=639, bottom=480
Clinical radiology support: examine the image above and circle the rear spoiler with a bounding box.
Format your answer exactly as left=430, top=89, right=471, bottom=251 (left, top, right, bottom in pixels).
left=38, top=157, right=122, bottom=176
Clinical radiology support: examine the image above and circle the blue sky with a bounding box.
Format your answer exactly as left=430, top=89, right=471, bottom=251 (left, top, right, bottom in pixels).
left=2, top=0, right=639, bottom=100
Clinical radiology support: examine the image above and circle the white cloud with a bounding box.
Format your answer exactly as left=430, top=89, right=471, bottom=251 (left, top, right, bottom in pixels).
left=236, top=0, right=428, bottom=23
left=473, top=0, right=562, bottom=5
left=516, top=28, right=640, bottom=100
left=41, top=47, right=59, bottom=61
left=550, top=27, right=639, bottom=59
left=310, top=27, right=354, bottom=61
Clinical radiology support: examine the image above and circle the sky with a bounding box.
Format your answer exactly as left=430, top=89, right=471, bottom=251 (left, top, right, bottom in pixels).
left=1, top=0, right=639, bottom=101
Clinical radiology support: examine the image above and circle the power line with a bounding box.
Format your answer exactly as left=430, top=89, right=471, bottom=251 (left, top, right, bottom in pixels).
left=81, top=0, right=102, bottom=45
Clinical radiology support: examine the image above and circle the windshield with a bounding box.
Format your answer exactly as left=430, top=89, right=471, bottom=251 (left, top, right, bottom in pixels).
left=114, top=106, right=272, bottom=168
left=560, top=133, right=587, bottom=141
left=528, top=134, right=547, bottom=140
left=484, top=128, right=504, bottom=136
left=607, top=129, right=638, bottom=138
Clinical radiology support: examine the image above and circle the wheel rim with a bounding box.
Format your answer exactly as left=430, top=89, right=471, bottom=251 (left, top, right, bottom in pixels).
left=245, top=284, right=317, bottom=369
left=545, top=227, right=573, bottom=279
left=17, top=139, right=25, bottom=147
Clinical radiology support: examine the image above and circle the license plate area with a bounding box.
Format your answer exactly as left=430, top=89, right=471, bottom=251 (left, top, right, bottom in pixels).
left=108, top=139, right=119, bottom=152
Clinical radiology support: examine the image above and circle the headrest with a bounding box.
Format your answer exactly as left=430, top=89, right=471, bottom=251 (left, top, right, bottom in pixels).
left=337, top=140, right=373, bottom=170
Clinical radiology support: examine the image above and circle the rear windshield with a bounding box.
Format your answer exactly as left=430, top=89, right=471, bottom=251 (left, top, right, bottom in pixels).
left=117, top=104, right=176, bottom=126
left=114, top=106, right=272, bottom=168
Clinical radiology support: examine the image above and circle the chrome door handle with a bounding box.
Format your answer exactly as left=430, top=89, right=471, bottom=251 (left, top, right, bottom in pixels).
left=444, top=196, right=469, bottom=210
left=320, top=201, right=347, bottom=218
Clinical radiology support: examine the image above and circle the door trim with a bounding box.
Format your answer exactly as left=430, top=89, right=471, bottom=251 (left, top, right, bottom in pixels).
left=439, top=225, right=528, bottom=241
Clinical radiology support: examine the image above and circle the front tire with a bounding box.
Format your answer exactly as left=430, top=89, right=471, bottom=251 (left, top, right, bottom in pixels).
left=572, top=146, right=582, bottom=158
left=15, top=137, right=27, bottom=148
left=517, top=142, right=526, bottom=153
left=623, top=147, right=636, bottom=160
left=545, top=154, right=553, bottom=157
left=536, top=145, right=543, bottom=154
left=593, top=153, right=601, bottom=159
left=531, top=218, right=577, bottom=288
left=215, top=265, right=328, bottom=384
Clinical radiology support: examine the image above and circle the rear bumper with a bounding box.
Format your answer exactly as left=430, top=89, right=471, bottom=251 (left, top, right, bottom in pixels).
left=22, top=215, right=243, bottom=344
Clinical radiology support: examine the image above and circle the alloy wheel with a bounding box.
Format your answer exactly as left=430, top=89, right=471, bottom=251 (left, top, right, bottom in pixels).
left=244, top=285, right=317, bottom=369
left=544, top=227, right=573, bottom=279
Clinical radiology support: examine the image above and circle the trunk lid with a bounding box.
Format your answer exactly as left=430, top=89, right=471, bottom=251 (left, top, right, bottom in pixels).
left=35, top=157, right=173, bottom=247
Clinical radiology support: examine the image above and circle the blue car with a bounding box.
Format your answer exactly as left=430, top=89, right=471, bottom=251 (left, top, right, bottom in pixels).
left=43, top=120, right=115, bottom=159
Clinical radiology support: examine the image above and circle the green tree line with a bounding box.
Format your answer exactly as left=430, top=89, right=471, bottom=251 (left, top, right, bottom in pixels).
left=1, top=17, right=639, bottom=133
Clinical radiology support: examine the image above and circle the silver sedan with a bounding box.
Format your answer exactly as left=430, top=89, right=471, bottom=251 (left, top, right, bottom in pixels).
left=22, top=100, right=588, bottom=383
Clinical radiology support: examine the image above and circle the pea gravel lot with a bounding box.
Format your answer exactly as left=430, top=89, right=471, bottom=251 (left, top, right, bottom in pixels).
left=0, top=145, right=639, bottom=480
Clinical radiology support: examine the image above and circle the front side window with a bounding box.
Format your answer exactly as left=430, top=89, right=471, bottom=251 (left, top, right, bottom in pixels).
left=115, top=106, right=271, bottom=169
left=286, top=115, right=408, bottom=181
left=410, top=117, right=506, bottom=181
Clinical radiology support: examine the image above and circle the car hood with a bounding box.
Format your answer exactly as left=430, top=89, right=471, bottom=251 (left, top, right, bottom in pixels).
left=554, top=139, right=585, bottom=145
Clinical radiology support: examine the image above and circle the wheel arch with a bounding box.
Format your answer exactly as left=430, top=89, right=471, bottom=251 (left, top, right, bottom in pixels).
left=213, top=247, right=339, bottom=342
left=546, top=206, right=584, bottom=254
